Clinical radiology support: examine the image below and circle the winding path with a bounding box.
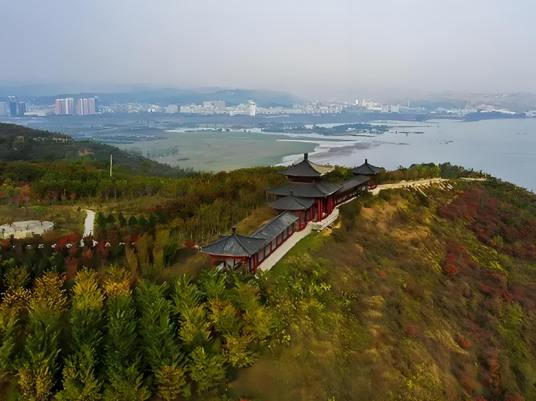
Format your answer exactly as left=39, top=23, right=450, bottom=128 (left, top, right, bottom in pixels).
left=84, top=210, right=95, bottom=237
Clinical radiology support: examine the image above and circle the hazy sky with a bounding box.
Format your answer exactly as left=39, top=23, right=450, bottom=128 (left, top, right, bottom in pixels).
left=2, top=0, right=536, bottom=98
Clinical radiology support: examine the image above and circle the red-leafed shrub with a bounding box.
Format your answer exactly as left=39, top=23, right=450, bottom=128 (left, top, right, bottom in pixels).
left=478, top=282, right=494, bottom=295
left=405, top=324, right=418, bottom=337
left=444, top=264, right=459, bottom=276
left=184, top=240, right=196, bottom=249
left=483, top=349, right=501, bottom=384
left=505, top=395, right=525, bottom=401
left=502, top=290, right=514, bottom=302
left=82, top=248, right=93, bottom=260
left=457, top=336, right=471, bottom=349
left=379, top=270, right=387, bottom=278
left=66, top=257, right=79, bottom=281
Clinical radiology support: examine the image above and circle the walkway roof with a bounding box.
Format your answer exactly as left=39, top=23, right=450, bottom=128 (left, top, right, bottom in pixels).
left=251, top=211, right=299, bottom=242
left=203, top=211, right=300, bottom=257
left=335, top=175, right=370, bottom=194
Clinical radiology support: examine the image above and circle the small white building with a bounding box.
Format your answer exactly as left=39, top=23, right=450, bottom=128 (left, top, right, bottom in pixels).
left=0, top=221, right=55, bottom=239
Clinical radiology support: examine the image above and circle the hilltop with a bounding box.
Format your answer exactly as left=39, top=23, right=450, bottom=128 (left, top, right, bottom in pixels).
left=0, top=139, right=534, bottom=400
left=232, top=177, right=536, bottom=401
left=0, top=123, right=194, bottom=177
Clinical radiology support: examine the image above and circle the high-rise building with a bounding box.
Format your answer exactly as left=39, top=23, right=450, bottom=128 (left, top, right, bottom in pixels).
left=0, top=102, right=8, bottom=116
left=55, top=99, right=66, bottom=115
left=248, top=101, right=256, bottom=116
left=65, top=98, right=75, bottom=115
left=8, top=96, right=18, bottom=117
left=77, top=98, right=97, bottom=116
left=88, top=98, right=96, bottom=115
left=94, top=96, right=99, bottom=113
left=18, top=102, right=27, bottom=116
left=55, top=99, right=62, bottom=115
left=55, top=98, right=75, bottom=115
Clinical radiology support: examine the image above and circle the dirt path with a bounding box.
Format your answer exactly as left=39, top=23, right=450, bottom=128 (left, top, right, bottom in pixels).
left=370, top=177, right=485, bottom=195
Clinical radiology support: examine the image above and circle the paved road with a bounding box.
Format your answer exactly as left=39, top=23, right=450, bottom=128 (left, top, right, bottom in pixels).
left=84, top=210, right=95, bottom=236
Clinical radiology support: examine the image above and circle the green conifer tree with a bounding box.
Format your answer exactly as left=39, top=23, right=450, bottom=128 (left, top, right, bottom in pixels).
left=136, top=281, right=187, bottom=400
left=103, top=291, right=148, bottom=401
left=56, top=270, right=104, bottom=401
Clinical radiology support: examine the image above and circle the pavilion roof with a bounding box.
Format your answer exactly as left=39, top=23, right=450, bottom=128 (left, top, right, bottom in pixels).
left=267, top=180, right=341, bottom=198
left=202, top=229, right=266, bottom=257
left=279, top=153, right=334, bottom=178
left=269, top=191, right=315, bottom=211
left=353, top=159, right=382, bottom=176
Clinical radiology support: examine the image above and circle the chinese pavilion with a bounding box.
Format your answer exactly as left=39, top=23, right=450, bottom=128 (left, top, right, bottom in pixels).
left=202, top=154, right=382, bottom=272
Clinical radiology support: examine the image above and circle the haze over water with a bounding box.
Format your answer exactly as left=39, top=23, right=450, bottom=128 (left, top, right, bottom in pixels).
left=284, top=119, right=536, bottom=192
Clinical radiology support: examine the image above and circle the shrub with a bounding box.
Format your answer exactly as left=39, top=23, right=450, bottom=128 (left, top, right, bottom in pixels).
left=405, top=324, right=418, bottom=337
left=444, top=264, right=459, bottom=276
left=457, top=336, right=471, bottom=349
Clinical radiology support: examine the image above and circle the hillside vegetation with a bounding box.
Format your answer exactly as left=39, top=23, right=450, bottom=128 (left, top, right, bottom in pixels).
left=1, top=174, right=535, bottom=400
left=0, top=123, right=194, bottom=177
left=248, top=178, right=536, bottom=401
left=0, top=123, right=528, bottom=401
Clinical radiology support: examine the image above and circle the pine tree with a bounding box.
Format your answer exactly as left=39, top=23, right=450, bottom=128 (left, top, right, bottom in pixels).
left=56, top=270, right=104, bottom=401
left=188, top=347, right=226, bottom=395
left=198, top=268, right=226, bottom=300
left=136, top=281, right=187, bottom=400
left=17, top=272, right=68, bottom=401
left=103, top=290, right=148, bottom=401
left=172, top=275, right=210, bottom=347
left=0, top=266, right=30, bottom=382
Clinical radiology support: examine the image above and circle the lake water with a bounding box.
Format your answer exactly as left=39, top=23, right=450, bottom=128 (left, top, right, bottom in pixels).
left=277, top=119, right=536, bottom=192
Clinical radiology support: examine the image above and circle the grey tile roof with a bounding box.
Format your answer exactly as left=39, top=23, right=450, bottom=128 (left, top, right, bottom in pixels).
left=279, top=153, right=334, bottom=177
left=267, top=181, right=342, bottom=198
left=251, top=211, right=299, bottom=242
left=353, top=159, right=382, bottom=175
left=202, top=231, right=266, bottom=257
left=203, top=212, right=300, bottom=257
left=336, top=175, right=370, bottom=193
left=269, top=192, right=315, bottom=211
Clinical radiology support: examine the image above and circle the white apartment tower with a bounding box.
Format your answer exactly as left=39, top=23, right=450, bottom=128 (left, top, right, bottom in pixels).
left=248, top=101, right=256, bottom=116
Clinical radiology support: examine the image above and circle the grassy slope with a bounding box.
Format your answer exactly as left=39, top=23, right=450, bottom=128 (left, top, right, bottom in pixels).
left=229, top=180, right=536, bottom=401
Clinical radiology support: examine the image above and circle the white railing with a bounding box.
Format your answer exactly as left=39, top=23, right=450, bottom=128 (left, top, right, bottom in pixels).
left=310, top=208, right=339, bottom=231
